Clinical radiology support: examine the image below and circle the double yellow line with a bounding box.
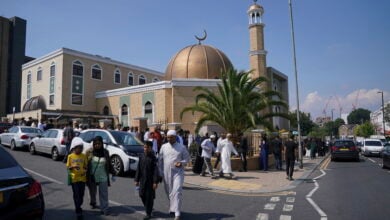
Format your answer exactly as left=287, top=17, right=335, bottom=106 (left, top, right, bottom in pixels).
left=320, top=156, right=331, bottom=170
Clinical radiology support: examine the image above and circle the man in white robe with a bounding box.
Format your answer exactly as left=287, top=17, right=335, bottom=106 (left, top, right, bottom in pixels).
left=158, top=130, right=190, bottom=220
left=216, top=133, right=238, bottom=178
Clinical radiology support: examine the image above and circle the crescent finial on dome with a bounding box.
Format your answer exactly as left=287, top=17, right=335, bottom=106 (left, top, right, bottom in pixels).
left=195, top=30, right=207, bottom=45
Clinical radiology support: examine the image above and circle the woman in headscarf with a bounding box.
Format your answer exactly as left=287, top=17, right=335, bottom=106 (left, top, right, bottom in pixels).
left=86, top=136, right=113, bottom=215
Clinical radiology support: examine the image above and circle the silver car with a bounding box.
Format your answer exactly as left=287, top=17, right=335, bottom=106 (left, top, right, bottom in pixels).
left=362, top=138, right=384, bottom=157
left=0, top=126, right=42, bottom=150
left=29, top=129, right=67, bottom=161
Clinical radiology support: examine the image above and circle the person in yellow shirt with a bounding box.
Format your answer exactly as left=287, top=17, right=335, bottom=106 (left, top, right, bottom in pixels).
left=66, top=140, right=87, bottom=219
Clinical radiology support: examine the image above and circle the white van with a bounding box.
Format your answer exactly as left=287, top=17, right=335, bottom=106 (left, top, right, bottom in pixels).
left=362, top=138, right=384, bottom=157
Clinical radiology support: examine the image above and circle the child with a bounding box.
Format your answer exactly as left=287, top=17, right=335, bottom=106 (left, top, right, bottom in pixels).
left=66, top=140, right=88, bottom=219
left=134, top=141, right=160, bottom=220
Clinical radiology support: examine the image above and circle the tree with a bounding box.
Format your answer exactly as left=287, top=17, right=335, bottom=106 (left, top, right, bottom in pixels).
left=347, top=108, right=371, bottom=124
left=180, top=69, right=289, bottom=136
left=384, top=103, right=390, bottom=123
left=308, top=125, right=327, bottom=138
left=354, top=121, right=375, bottom=138
left=288, top=110, right=315, bottom=136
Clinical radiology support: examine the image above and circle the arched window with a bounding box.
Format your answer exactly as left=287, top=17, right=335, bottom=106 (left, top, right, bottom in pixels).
left=121, top=104, right=128, bottom=115
left=114, top=69, right=121, bottom=84
left=128, top=72, right=134, bottom=86
left=37, top=67, right=42, bottom=81
left=152, top=77, right=159, bottom=83
left=144, top=101, right=152, bottom=114
left=72, top=60, right=84, bottom=105
left=103, top=106, right=109, bottom=115
left=50, top=62, right=56, bottom=77
left=139, top=74, right=146, bottom=85
left=91, top=64, right=102, bottom=80
left=49, top=62, right=56, bottom=105
left=27, top=71, right=32, bottom=99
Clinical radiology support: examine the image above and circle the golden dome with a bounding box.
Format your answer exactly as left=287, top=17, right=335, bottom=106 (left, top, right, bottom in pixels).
left=165, top=44, right=233, bottom=80
left=248, top=3, right=263, bottom=13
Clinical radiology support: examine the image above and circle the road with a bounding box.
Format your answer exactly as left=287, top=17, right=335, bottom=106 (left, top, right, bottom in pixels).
left=3, top=145, right=390, bottom=220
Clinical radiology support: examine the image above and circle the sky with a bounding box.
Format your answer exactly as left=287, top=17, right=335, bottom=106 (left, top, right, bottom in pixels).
left=1, top=0, right=389, bottom=120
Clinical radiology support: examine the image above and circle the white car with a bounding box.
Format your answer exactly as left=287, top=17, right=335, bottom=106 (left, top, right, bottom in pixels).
left=0, top=126, right=42, bottom=150
left=73, top=129, right=144, bottom=176
left=29, top=129, right=67, bottom=161
left=362, top=138, right=384, bottom=157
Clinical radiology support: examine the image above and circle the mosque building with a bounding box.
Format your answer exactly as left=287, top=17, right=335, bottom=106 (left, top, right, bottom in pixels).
left=8, top=1, right=289, bottom=133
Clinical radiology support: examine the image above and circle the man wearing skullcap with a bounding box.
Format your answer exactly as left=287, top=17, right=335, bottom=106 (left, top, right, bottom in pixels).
left=158, top=130, right=190, bottom=220
left=200, top=135, right=216, bottom=177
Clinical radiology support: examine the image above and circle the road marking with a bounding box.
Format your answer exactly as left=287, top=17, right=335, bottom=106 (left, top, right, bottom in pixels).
left=264, top=203, right=276, bottom=210
left=286, top=197, right=295, bottom=203
left=283, top=204, right=294, bottom=212
left=270, top=196, right=280, bottom=202
left=256, top=213, right=269, bottom=220
left=368, top=158, right=376, bottom=163
left=306, top=169, right=327, bottom=219
left=25, top=168, right=64, bottom=185
left=320, top=156, right=331, bottom=170
left=280, top=215, right=292, bottom=220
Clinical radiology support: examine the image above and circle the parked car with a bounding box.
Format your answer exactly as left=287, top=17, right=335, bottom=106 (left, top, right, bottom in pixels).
left=382, top=143, right=390, bottom=169
left=362, top=138, right=384, bottom=157
left=29, top=129, right=67, bottom=161
left=0, top=122, right=12, bottom=134
left=73, top=129, right=144, bottom=176
left=330, top=139, right=360, bottom=161
left=0, top=147, right=45, bottom=219
left=0, top=126, right=42, bottom=150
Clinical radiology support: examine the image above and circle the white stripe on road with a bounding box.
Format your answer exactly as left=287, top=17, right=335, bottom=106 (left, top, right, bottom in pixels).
left=264, top=203, right=276, bottom=210
left=256, top=213, right=269, bottom=220
left=280, top=215, right=292, bottom=220
left=25, top=168, right=64, bottom=185
left=367, top=158, right=376, bottom=163
left=306, top=169, right=327, bottom=220
left=270, top=196, right=280, bottom=202
left=282, top=204, right=294, bottom=212
left=286, top=197, right=295, bottom=203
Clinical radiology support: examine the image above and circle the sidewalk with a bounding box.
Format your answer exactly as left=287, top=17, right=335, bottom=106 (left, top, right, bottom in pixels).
left=184, top=155, right=328, bottom=194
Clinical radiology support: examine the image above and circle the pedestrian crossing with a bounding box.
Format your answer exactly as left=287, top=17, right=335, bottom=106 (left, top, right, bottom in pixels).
left=256, top=193, right=295, bottom=220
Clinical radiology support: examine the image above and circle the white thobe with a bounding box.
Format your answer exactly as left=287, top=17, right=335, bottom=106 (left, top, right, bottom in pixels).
left=158, top=141, right=190, bottom=216
left=216, top=140, right=238, bottom=174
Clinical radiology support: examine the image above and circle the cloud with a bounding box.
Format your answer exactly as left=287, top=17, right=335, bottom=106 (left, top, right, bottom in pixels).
left=290, top=89, right=389, bottom=120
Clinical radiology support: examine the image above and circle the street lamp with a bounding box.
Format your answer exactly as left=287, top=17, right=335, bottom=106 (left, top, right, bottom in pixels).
left=288, top=0, right=303, bottom=169
left=378, top=91, right=385, bottom=136
left=331, top=108, right=335, bottom=140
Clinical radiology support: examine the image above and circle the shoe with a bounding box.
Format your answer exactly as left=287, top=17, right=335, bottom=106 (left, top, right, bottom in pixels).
left=289, top=177, right=294, bottom=181
left=174, top=216, right=181, bottom=220
left=199, top=173, right=205, bottom=177
left=90, top=204, right=97, bottom=209
left=143, top=215, right=151, bottom=220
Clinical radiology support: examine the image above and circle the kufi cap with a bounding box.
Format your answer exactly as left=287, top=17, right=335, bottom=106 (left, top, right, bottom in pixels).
left=167, top=130, right=176, bottom=136
left=70, top=137, right=84, bottom=151
left=210, top=135, right=216, bottom=139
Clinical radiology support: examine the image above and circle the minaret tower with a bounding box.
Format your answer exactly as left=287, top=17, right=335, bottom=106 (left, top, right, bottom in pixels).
left=248, top=0, right=269, bottom=87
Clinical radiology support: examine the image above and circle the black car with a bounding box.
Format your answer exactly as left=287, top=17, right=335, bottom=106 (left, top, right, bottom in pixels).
left=0, top=147, right=45, bottom=219
left=330, top=139, right=360, bottom=161
left=382, top=143, right=390, bottom=169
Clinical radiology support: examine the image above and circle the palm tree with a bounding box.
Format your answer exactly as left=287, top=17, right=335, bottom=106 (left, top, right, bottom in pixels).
left=180, top=69, right=288, bottom=136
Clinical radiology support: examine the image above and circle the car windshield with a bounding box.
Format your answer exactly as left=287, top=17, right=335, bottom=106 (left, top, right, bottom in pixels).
left=109, top=131, right=143, bottom=146
left=0, top=149, right=18, bottom=169
left=335, top=141, right=354, bottom=147
left=21, top=127, right=41, bottom=134
left=365, top=141, right=382, bottom=146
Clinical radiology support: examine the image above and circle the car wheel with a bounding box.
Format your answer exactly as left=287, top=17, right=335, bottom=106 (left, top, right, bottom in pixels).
left=29, top=143, right=36, bottom=155
left=52, top=147, right=60, bottom=161
left=11, top=140, right=17, bottom=150
left=110, top=155, right=124, bottom=176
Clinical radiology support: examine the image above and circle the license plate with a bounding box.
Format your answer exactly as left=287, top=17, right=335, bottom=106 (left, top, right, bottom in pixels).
left=0, top=191, right=3, bottom=203
left=340, top=148, right=349, bottom=151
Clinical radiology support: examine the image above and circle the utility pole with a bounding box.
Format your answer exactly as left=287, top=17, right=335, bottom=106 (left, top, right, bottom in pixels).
left=288, top=0, right=303, bottom=169
left=378, top=91, right=385, bottom=136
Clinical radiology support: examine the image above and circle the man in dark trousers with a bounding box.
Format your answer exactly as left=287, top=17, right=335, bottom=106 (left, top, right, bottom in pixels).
left=63, top=121, right=75, bottom=163
left=270, top=135, right=283, bottom=170
left=284, top=136, right=298, bottom=181
left=135, top=141, right=160, bottom=220
left=238, top=133, right=248, bottom=172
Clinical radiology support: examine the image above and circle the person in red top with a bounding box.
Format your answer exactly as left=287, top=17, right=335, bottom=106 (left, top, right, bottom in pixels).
left=153, top=127, right=163, bottom=153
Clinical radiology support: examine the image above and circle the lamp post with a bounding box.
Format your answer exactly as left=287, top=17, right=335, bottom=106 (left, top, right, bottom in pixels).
left=288, top=0, right=303, bottom=169
left=331, top=108, right=335, bottom=140
left=378, top=91, right=385, bottom=136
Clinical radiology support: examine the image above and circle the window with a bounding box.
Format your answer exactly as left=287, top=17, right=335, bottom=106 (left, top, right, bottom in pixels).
left=139, top=75, right=146, bottom=85
left=50, top=63, right=56, bottom=77
left=49, top=94, right=55, bottom=105
left=49, top=62, right=55, bottom=105
left=152, top=77, right=159, bottom=83
left=27, top=72, right=32, bottom=99
left=128, top=73, right=134, bottom=86
left=91, top=64, right=102, bottom=80
left=121, top=104, right=128, bottom=115
left=72, top=60, right=84, bottom=105
left=103, top=106, right=109, bottom=115
left=114, top=69, right=121, bottom=84
left=145, top=101, right=152, bottom=114
left=37, top=67, right=42, bottom=81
